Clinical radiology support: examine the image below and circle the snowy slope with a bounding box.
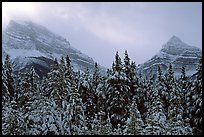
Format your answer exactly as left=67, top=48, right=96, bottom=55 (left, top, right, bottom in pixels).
left=2, top=20, right=106, bottom=77
left=138, top=36, right=202, bottom=77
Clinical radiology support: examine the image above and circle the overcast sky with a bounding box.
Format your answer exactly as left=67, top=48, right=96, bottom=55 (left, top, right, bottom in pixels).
left=2, top=2, right=202, bottom=68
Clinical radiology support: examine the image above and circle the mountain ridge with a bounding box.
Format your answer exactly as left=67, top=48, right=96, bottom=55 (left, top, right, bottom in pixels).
left=2, top=20, right=106, bottom=77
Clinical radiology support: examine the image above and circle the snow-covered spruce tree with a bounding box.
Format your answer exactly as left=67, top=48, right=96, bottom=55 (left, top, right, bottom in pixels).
left=166, top=64, right=192, bottom=135
left=178, top=66, right=192, bottom=128
left=74, top=70, right=83, bottom=91
left=129, top=61, right=139, bottom=98
left=43, top=55, right=79, bottom=135
left=64, top=83, right=87, bottom=135
left=2, top=100, right=24, bottom=135
left=126, top=56, right=142, bottom=119
left=62, top=55, right=89, bottom=135
left=92, top=63, right=108, bottom=124
left=179, top=66, right=188, bottom=95
left=161, top=63, right=176, bottom=115
left=14, top=72, right=23, bottom=106
left=167, top=107, right=192, bottom=135
left=156, top=64, right=169, bottom=116
left=91, top=63, right=103, bottom=114
left=184, top=78, right=195, bottom=128
left=39, top=58, right=63, bottom=134
left=141, top=73, right=154, bottom=122
left=37, top=97, right=59, bottom=135
left=92, top=68, right=108, bottom=134
left=64, top=54, right=75, bottom=81
left=17, top=67, right=39, bottom=108
left=91, top=112, right=114, bottom=135
left=106, top=51, right=130, bottom=128
left=91, top=112, right=113, bottom=135
left=2, top=62, right=9, bottom=106
left=144, top=85, right=167, bottom=135
left=95, top=75, right=108, bottom=124
left=124, top=97, right=144, bottom=135
left=91, top=111, right=109, bottom=135
left=92, top=63, right=101, bottom=93
left=62, top=54, right=75, bottom=102
left=17, top=71, right=30, bottom=109
left=5, top=66, right=40, bottom=135
left=20, top=73, right=55, bottom=135
left=46, top=58, right=68, bottom=108
left=79, top=68, right=96, bottom=130
left=123, top=50, right=133, bottom=102
left=123, top=51, right=141, bottom=110
left=3, top=54, right=15, bottom=101
left=179, top=66, right=188, bottom=105
left=191, top=57, right=202, bottom=135
left=42, top=55, right=81, bottom=135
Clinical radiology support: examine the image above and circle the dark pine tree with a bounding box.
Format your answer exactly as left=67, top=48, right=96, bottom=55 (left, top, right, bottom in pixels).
left=106, top=51, right=130, bottom=128
left=191, top=58, right=202, bottom=135
left=4, top=54, right=15, bottom=101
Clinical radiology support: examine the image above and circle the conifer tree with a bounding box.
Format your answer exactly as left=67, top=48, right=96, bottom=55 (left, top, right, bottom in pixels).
left=166, top=64, right=192, bottom=135
left=191, top=58, right=202, bottom=135
left=106, top=51, right=129, bottom=128
left=65, top=83, right=87, bottom=135
left=46, top=58, right=67, bottom=108
left=157, top=64, right=170, bottom=115
left=80, top=68, right=96, bottom=129
left=178, top=66, right=191, bottom=127
left=144, top=86, right=167, bottom=135
left=142, top=73, right=154, bottom=120
left=4, top=54, right=15, bottom=101
left=95, top=76, right=107, bottom=119
left=2, top=101, right=24, bottom=135
left=124, top=97, right=144, bottom=135
left=2, top=62, right=9, bottom=105
left=91, top=112, right=107, bottom=135
left=91, top=63, right=102, bottom=114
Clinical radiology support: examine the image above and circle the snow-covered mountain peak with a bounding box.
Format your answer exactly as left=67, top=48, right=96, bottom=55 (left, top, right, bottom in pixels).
left=3, top=20, right=106, bottom=77
left=162, top=35, right=192, bottom=49
left=138, top=36, right=201, bottom=77
left=161, top=36, right=200, bottom=56
left=3, top=20, right=71, bottom=55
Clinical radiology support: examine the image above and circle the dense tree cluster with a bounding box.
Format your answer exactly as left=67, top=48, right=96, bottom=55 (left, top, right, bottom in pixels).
left=2, top=52, right=202, bottom=135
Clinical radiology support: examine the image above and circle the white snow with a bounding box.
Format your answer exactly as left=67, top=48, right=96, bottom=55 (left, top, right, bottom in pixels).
left=5, top=49, right=46, bottom=59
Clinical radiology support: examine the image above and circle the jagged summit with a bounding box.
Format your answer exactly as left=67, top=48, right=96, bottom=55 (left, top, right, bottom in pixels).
left=138, top=36, right=202, bottom=77
left=162, top=35, right=196, bottom=49
left=161, top=36, right=199, bottom=56
left=168, top=35, right=182, bottom=43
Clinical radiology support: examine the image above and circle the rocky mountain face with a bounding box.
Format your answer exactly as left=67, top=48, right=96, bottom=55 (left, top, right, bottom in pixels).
left=2, top=20, right=106, bottom=77
left=138, top=36, right=202, bottom=78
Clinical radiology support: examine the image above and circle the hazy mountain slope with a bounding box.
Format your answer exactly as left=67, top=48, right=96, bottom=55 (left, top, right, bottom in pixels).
left=2, top=20, right=106, bottom=77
